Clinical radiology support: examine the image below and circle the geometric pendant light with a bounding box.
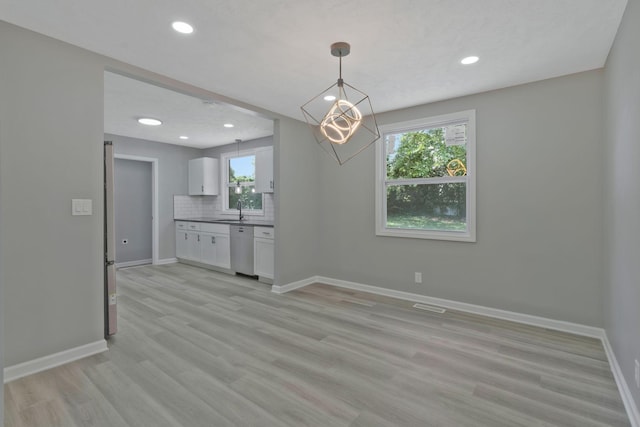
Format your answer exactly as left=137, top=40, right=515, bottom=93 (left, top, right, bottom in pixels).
left=301, top=42, right=380, bottom=165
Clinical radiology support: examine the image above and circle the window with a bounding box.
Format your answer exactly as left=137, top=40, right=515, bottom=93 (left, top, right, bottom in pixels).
left=221, top=150, right=263, bottom=214
left=375, top=110, right=476, bottom=241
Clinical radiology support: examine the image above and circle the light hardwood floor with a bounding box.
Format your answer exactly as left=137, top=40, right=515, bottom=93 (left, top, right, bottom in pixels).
left=4, top=263, right=631, bottom=426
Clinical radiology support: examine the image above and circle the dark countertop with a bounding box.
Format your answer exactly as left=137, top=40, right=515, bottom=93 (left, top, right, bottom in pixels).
left=174, top=217, right=274, bottom=227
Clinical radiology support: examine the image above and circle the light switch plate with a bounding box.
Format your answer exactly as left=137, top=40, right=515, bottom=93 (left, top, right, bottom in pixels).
left=72, top=199, right=92, bottom=216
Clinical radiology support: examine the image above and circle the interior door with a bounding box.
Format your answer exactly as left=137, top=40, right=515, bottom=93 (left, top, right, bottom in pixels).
left=104, top=141, right=117, bottom=336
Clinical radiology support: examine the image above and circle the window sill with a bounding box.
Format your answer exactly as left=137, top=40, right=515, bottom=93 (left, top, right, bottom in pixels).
left=376, top=227, right=476, bottom=242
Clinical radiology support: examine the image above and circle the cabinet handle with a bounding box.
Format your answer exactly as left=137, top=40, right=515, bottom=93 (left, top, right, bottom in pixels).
left=184, top=233, right=187, bottom=240
left=197, top=235, right=200, bottom=242
left=201, top=185, right=204, bottom=192
left=211, top=236, right=215, bottom=244
left=262, top=231, right=271, bottom=236
left=270, top=180, right=273, bottom=189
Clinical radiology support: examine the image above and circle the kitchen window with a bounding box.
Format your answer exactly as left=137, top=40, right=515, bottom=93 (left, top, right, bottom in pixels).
left=221, top=150, right=264, bottom=214
left=375, top=110, right=476, bottom=242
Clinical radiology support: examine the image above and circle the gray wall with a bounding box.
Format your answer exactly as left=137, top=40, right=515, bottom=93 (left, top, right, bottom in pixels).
left=114, top=158, right=152, bottom=264
left=0, top=124, right=4, bottom=420
left=0, top=22, right=105, bottom=366
left=603, top=0, right=640, bottom=408
left=107, top=134, right=204, bottom=261
left=316, top=71, right=605, bottom=327
left=273, top=118, right=322, bottom=285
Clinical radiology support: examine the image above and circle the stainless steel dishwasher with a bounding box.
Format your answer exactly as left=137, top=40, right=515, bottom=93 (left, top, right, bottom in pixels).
left=230, top=225, right=255, bottom=276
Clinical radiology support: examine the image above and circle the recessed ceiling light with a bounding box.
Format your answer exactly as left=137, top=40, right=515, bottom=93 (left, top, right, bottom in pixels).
left=324, top=95, right=336, bottom=101
left=138, top=118, right=162, bottom=126
left=179, top=136, right=189, bottom=140
left=223, top=123, right=234, bottom=128
left=172, top=21, right=194, bottom=34
left=461, top=56, right=479, bottom=65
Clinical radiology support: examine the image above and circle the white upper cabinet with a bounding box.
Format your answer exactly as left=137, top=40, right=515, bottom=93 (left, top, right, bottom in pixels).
left=189, top=157, right=219, bottom=195
left=254, top=147, right=274, bottom=193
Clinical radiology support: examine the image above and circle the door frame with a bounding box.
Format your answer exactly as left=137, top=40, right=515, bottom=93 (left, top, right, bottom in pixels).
left=114, top=154, right=159, bottom=265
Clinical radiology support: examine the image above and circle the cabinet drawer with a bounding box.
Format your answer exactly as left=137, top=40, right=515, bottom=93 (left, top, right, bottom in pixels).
left=176, top=221, right=189, bottom=230
left=254, top=227, right=274, bottom=240
left=200, top=223, right=229, bottom=234
left=186, top=222, right=201, bottom=231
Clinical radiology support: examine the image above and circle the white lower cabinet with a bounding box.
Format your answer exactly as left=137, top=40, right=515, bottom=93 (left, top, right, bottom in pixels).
left=186, top=231, right=201, bottom=260
left=200, top=232, right=230, bottom=269
left=254, top=226, right=274, bottom=281
left=175, top=229, right=189, bottom=259
left=175, top=222, right=230, bottom=269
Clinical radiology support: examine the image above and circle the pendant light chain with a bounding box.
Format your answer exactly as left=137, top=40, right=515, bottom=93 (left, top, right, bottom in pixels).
left=235, top=139, right=242, bottom=194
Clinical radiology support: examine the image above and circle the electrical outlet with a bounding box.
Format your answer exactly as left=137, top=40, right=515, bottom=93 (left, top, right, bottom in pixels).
left=414, top=272, right=422, bottom=284
left=635, top=359, right=639, bottom=389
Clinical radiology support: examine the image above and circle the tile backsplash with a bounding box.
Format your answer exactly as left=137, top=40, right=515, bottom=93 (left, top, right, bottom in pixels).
left=174, top=194, right=274, bottom=222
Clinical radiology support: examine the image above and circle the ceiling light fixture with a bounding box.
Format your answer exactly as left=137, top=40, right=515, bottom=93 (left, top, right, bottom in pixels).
left=461, top=56, right=479, bottom=65
left=234, top=139, right=242, bottom=194
left=224, top=123, right=234, bottom=128
left=172, top=21, right=194, bottom=34
left=137, top=118, right=162, bottom=126
left=301, top=42, right=379, bottom=165
left=179, top=136, right=189, bottom=140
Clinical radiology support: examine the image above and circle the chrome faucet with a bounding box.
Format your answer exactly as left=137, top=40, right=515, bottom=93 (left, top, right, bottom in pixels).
left=237, top=200, right=244, bottom=221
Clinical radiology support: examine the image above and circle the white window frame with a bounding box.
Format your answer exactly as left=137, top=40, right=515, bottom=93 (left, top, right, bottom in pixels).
left=220, top=148, right=264, bottom=215
left=375, top=109, right=476, bottom=242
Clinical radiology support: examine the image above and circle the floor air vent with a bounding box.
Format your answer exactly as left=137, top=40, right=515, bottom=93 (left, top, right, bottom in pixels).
left=413, top=303, right=446, bottom=314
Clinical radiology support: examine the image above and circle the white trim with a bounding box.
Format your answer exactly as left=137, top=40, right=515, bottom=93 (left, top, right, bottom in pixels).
left=602, top=334, right=640, bottom=427
left=274, top=275, right=603, bottom=338
left=271, top=276, right=320, bottom=294
left=156, top=257, right=178, bottom=265
left=116, top=259, right=152, bottom=268
left=316, top=276, right=603, bottom=337
left=375, top=109, right=476, bottom=242
left=220, top=148, right=265, bottom=215
left=114, top=154, right=159, bottom=265
left=4, top=340, right=108, bottom=383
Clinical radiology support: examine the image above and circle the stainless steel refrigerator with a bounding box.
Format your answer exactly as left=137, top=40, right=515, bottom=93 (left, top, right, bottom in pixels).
left=104, top=141, right=117, bottom=336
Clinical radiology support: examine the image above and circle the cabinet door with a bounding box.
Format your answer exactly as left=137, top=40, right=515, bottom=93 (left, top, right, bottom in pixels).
left=254, top=238, right=274, bottom=279
left=186, top=231, right=201, bottom=260
left=188, top=158, right=204, bottom=195
left=189, top=158, right=219, bottom=195
left=200, top=233, right=217, bottom=265
left=255, top=148, right=274, bottom=193
left=213, top=233, right=231, bottom=269
left=176, top=230, right=189, bottom=259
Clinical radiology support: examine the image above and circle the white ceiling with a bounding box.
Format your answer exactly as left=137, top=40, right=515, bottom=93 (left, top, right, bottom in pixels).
left=104, top=72, right=274, bottom=148
left=1, top=0, right=628, bottom=148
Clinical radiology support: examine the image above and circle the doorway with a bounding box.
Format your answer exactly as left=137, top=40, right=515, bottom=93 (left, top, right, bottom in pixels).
left=113, top=154, right=159, bottom=266
left=114, top=158, right=153, bottom=267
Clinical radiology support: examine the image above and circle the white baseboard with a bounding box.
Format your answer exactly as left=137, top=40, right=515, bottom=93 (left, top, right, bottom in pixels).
left=155, top=257, right=178, bottom=265
left=4, top=340, right=108, bottom=383
left=274, top=275, right=636, bottom=425
left=271, top=276, right=320, bottom=294
left=602, top=334, right=640, bottom=427
left=316, top=276, right=604, bottom=338
left=116, top=259, right=152, bottom=269
left=276, top=275, right=604, bottom=338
